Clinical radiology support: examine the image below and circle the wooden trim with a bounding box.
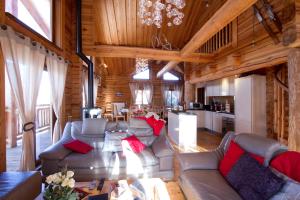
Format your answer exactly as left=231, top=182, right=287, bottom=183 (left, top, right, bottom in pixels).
left=0, top=0, right=4, bottom=24
left=84, top=45, right=214, bottom=63
left=157, top=61, right=180, bottom=78
left=0, top=44, right=6, bottom=172
left=4, top=13, right=64, bottom=57
left=53, top=0, right=65, bottom=49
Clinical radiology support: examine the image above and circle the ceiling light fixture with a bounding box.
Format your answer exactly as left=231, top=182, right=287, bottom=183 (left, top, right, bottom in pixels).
left=138, top=0, right=186, bottom=28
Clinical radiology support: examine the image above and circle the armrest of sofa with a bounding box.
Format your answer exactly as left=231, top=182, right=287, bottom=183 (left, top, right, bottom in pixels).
left=39, top=122, right=73, bottom=160
left=152, top=136, right=174, bottom=158
left=177, top=150, right=223, bottom=171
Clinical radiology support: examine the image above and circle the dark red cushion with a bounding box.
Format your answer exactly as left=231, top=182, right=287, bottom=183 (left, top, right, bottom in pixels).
left=122, top=135, right=146, bottom=153
left=145, top=116, right=165, bottom=136
left=219, top=141, right=265, bottom=176
left=63, top=140, right=93, bottom=154
left=270, top=151, right=300, bottom=182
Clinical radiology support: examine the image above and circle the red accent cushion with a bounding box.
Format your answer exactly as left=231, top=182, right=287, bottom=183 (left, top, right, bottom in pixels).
left=122, top=135, right=146, bottom=153
left=145, top=116, right=165, bottom=136
left=63, top=140, right=93, bottom=154
left=219, top=141, right=265, bottom=176
left=270, top=151, right=300, bottom=182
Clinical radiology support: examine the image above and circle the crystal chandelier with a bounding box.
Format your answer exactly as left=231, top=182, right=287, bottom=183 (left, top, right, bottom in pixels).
left=138, top=0, right=186, bottom=28
left=135, top=58, right=149, bottom=73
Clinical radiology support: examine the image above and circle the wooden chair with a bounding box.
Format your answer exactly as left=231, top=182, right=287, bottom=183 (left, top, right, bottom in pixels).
left=114, top=104, right=125, bottom=122
left=103, top=104, right=114, bottom=121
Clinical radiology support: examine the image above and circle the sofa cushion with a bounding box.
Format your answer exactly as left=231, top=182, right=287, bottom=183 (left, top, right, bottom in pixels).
left=270, top=151, right=300, bottom=183
left=102, top=132, right=128, bottom=152
left=122, top=135, right=146, bottom=153
left=145, top=116, right=165, bottom=136
left=226, top=153, right=285, bottom=200
left=219, top=141, right=264, bottom=176
left=114, top=148, right=159, bottom=167
left=63, top=140, right=93, bottom=154
left=58, top=150, right=113, bottom=169
left=179, top=170, right=242, bottom=200
left=233, top=133, right=287, bottom=166
left=82, top=118, right=107, bottom=135
left=129, top=118, right=151, bottom=129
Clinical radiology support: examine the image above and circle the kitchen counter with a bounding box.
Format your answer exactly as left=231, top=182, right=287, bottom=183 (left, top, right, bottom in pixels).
left=168, top=111, right=197, bottom=150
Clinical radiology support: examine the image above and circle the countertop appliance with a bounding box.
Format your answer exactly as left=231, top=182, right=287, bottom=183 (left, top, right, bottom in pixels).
left=189, top=102, right=203, bottom=110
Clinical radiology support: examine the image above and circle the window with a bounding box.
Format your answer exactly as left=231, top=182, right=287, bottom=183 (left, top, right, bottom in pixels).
left=135, top=89, right=149, bottom=105
left=163, top=72, right=179, bottom=81
left=166, top=90, right=179, bottom=107
left=133, top=69, right=150, bottom=80
left=5, top=0, right=53, bottom=40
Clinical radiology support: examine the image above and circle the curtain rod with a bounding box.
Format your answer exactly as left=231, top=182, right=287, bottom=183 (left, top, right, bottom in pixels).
left=0, top=25, right=71, bottom=64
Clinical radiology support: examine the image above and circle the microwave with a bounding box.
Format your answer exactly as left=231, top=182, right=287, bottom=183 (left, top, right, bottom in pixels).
left=189, top=102, right=203, bottom=109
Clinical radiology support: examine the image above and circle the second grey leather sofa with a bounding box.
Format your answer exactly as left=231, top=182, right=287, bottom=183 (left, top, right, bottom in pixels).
left=177, top=132, right=287, bottom=200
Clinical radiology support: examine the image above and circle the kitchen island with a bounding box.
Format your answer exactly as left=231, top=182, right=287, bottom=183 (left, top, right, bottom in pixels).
left=168, top=111, right=197, bottom=150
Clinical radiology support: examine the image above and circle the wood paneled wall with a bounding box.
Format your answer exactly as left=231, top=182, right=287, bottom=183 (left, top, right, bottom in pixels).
left=187, top=0, right=288, bottom=83
left=97, top=64, right=183, bottom=108
left=266, top=65, right=289, bottom=144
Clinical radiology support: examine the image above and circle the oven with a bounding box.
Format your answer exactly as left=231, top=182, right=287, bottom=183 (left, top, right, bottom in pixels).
left=222, top=117, right=235, bottom=135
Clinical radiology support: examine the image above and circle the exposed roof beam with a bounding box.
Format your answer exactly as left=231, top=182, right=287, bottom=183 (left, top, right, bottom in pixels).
left=84, top=45, right=214, bottom=63
left=157, top=0, right=258, bottom=77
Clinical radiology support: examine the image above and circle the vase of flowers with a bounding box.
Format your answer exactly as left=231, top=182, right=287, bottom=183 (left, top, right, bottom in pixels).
left=43, top=169, right=78, bottom=200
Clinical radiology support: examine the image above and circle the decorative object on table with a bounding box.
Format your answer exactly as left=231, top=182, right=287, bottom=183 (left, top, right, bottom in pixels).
left=43, top=169, right=78, bottom=200
left=138, top=0, right=186, bottom=28
left=88, top=193, right=108, bottom=200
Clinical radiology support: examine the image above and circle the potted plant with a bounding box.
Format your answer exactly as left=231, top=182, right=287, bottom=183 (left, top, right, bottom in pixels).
left=43, top=169, right=78, bottom=200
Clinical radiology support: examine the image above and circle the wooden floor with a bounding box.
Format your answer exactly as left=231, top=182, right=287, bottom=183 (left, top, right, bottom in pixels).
left=6, top=130, right=52, bottom=171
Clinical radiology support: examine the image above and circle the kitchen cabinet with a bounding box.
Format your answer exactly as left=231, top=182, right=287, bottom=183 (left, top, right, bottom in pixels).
left=188, top=110, right=205, bottom=128
left=235, top=75, right=266, bottom=136
left=221, top=77, right=235, bottom=96
left=212, top=112, right=222, bottom=133
left=205, top=84, right=213, bottom=97
left=205, top=111, right=212, bottom=130
left=212, top=80, right=221, bottom=96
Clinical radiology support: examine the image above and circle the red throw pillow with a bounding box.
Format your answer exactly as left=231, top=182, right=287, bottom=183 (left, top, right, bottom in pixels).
left=63, top=140, right=93, bottom=154
left=122, top=135, right=146, bottom=153
left=271, top=151, right=300, bottom=182
left=145, top=116, right=165, bottom=136
left=219, top=141, right=265, bottom=176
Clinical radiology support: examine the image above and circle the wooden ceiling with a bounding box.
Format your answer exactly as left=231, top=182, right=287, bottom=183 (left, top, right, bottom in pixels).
left=82, top=0, right=226, bottom=75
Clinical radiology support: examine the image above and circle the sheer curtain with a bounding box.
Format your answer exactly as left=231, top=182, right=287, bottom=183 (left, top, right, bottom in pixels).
left=161, top=84, right=170, bottom=106
left=129, top=83, right=139, bottom=104
left=143, top=83, right=153, bottom=105
left=0, top=27, right=45, bottom=170
left=93, top=75, right=100, bottom=105
left=47, top=55, right=68, bottom=144
left=174, top=84, right=183, bottom=105
left=82, top=69, right=88, bottom=107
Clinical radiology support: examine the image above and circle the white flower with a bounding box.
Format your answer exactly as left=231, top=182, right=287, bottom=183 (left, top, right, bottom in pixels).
left=52, top=174, right=62, bottom=184
left=46, top=175, right=54, bottom=184
left=68, top=178, right=75, bottom=188
left=66, top=171, right=74, bottom=178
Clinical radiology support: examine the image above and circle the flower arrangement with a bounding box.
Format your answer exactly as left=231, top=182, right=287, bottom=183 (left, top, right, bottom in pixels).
left=43, top=169, right=78, bottom=200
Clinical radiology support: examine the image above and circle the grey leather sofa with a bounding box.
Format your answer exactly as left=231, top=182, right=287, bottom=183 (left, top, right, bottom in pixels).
left=177, top=132, right=287, bottom=200
left=40, top=119, right=174, bottom=181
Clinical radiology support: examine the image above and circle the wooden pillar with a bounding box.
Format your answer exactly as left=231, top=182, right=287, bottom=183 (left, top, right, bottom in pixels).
left=0, top=45, right=6, bottom=172
left=266, top=68, right=275, bottom=139
left=287, top=49, right=300, bottom=151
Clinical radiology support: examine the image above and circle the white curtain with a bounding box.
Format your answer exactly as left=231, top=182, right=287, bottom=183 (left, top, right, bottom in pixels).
left=174, top=84, right=183, bottom=105
left=161, top=84, right=170, bottom=106
left=93, top=75, right=100, bottom=105
left=82, top=69, right=88, bottom=107
left=47, top=55, right=68, bottom=144
left=143, top=83, right=153, bottom=105
left=0, top=27, right=45, bottom=170
left=129, top=83, right=139, bottom=104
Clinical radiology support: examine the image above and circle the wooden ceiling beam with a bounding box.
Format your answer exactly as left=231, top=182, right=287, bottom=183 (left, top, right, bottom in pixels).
left=84, top=45, right=214, bottom=63
left=157, top=0, right=258, bottom=77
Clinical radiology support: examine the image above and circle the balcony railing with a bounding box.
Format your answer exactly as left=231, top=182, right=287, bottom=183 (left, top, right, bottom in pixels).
left=7, top=104, right=51, bottom=146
